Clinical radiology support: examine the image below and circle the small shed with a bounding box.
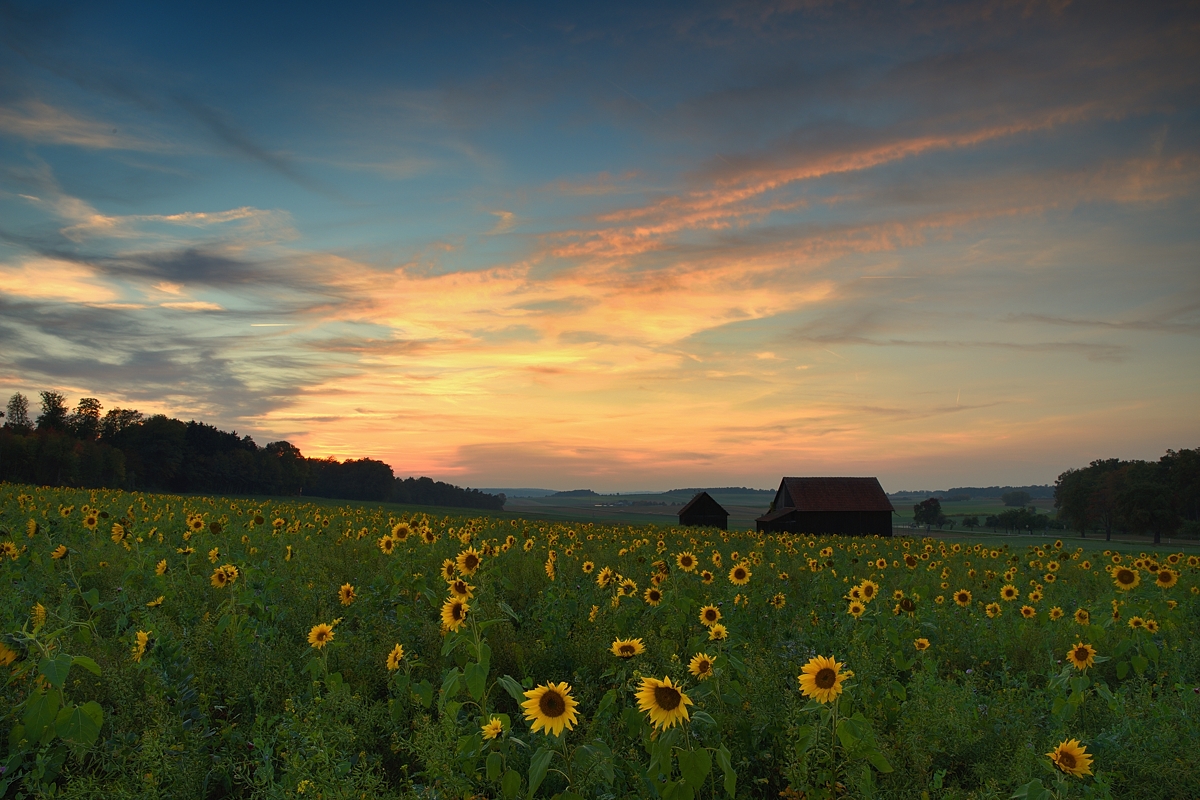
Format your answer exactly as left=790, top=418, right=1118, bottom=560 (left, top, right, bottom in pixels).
left=756, top=477, right=894, bottom=537
left=678, top=491, right=729, bottom=530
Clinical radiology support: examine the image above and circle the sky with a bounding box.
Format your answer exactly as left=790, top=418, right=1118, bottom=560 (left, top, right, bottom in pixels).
left=1, top=0, right=1198, bottom=492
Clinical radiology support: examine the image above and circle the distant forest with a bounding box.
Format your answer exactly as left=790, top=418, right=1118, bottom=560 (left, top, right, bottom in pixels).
left=1053, top=449, right=1199, bottom=543
left=0, top=391, right=505, bottom=510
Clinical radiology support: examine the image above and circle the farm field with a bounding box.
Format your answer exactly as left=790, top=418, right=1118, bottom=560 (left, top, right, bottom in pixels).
left=2, top=484, right=1199, bottom=799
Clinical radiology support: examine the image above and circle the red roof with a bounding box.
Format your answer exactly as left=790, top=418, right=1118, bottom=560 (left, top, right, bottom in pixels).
left=777, top=477, right=894, bottom=513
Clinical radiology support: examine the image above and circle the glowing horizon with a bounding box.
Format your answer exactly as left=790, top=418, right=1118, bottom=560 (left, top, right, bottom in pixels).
left=1, top=2, right=1197, bottom=492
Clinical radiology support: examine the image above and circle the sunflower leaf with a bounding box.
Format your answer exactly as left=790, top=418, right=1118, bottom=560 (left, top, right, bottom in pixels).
left=71, top=656, right=101, bottom=677
left=501, top=768, right=522, bottom=797
left=38, top=653, right=73, bottom=689
left=465, top=661, right=488, bottom=701
left=55, top=701, right=102, bottom=748
left=1116, top=660, right=1129, bottom=679
left=715, top=744, right=737, bottom=797
left=676, top=746, right=712, bottom=789
left=527, top=746, right=552, bottom=799
left=497, top=674, right=527, bottom=704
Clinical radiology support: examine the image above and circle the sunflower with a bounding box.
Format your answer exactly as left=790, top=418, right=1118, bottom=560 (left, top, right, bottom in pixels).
left=847, top=600, right=865, bottom=618
left=1000, top=584, right=1018, bottom=602
left=1049, top=606, right=1064, bottom=620
left=596, top=567, right=615, bottom=588
left=387, top=643, right=405, bottom=671
left=481, top=717, right=504, bottom=740
left=914, top=638, right=930, bottom=651
left=643, top=587, right=663, bottom=606
left=391, top=522, right=411, bottom=541
left=1113, top=566, right=1139, bottom=591
left=1127, top=615, right=1145, bottom=630
left=83, top=513, right=98, bottom=531
left=131, top=630, right=152, bottom=663
left=699, top=605, right=722, bottom=627
left=456, top=547, right=482, bottom=576
left=448, top=578, right=474, bottom=599
left=1066, top=642, right=1096, bottom=670
left=521, top=682, right=579, bottom=736
left=155, top=559, right=168, bottom=576
left=51, top=544, right=68, bottom=560
left=146, top=596, right=164, bottom=608
left=858, top=579, right=879, bottom=602
left=582, top=561, right=595, bottom=574
left=1020, top=605, right=1036, bottom=619
left=727, top=564, right=750, bottom=586
left=1145, top=619, right=1159, bottom=633
left=339, top=583, right=357, bottom=606
left=378, top=536, right=396, bottom=555
left=210, top=566, right=231, bottom=589
left=708, top=623, right=728, bottom=641
left=611, top=637, right=645, bottom=658
left=700, top=570, right=715, bottom=584
left=896, top=596, right=917, bottom=616
left=676, top=552, right=698, bottom=572
left=308, top=623, right=335, bottom=649
left=618, top=578, right=638, bottom=597
left=954, top=589, right=972, bottom=607
left=1155, top=568, right=1178, bottom=589
left=770, top=593, right=786, bottom=609
left=688, top=653, right=715, bottom=680
left=1028, top=589, right=1043, bottom=602
left=441, top=597, right=470, bottom=632
left=1073, top=608, right=1090, bottom=625
left=636, top=676, right=693, bottom=731
left=421, top=529, right=438, bottom=545
left=797, top=655, right=852, bottom=704
left=985, top=602, right=1002, bottom=618
left=1047, top=739, right=1093, bottom=778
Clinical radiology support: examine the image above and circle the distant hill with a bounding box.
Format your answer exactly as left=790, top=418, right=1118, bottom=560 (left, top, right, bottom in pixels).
left=477, top=487, right=559, bottom=498
left=551, top=489, right=599, bottom=497
left=888, top=485, right=1055, bottom=500
left=665, top=487, right=774, bottom=496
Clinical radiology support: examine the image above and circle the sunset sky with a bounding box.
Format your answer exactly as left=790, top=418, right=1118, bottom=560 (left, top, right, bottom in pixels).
left=1, top=1, right=1197, bottom=492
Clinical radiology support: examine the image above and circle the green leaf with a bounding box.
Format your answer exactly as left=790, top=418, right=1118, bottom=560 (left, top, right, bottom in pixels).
left=1144, top=640, right=1159, bottom=664
left=412, top=679, right=434, bottom=708
left=81, top=588, right=100, bottom=608
left=486, top=749, right=503, bottom=780
left=39, top=653, right=73, bottom=689
left=889, top=680, right=906, bottom=701
left=556, top=793, right=586, bottom=800
left=1112, top=638, right=1133, bottom=658
left=793, top=724, right=815, bottom=756
left=465, top=661, right=488, bottom=701
left=440, top=667, right=462, bottom=710
left=498, top=601, right=521, bottom=622
left=502, top=769, right=522, bottom=799
left=22, top=688, right=60, bottom=742
left=528, top=746, right=552, bottom=799
left=498, top=674, right=528, bottom=704
left=836, top=718, right=861, bottom=749
left=1012, top=778, right=1051, bottom=800
left=715, top=744, right=737, bottom=798
left=595, top=688, right=617, bottom=719
left=690, top=710, right=717, bottom=728
left=1116, top=660, right=1130, bottom=680
left=1131, top=654, right=1149, bottom=675
left=72, top=655, right=102, bottom=677
left=55, top=701, right=103, bottom=748
left=866, top=749, right=893, bottom=773
left=677, top=747, right=713, bottom=788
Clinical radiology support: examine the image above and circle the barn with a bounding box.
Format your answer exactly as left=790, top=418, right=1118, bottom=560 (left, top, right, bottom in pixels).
left=677, top=491, right=729, bottom=530
left=755, top=477, right=894, bottom=536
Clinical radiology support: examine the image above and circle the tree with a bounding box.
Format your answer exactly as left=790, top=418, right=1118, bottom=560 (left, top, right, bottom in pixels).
left=68, top=397, right=103, bottom=440
left=962, top=515, right=979, bottom=530
left=1001, top=490, right=1031, bottom=507
left=1114, top=461, right=1178, bottom=545
left=4, top=393, right=31, bottom=431
left=37, top=391, right=70, bottom=432
left=100, top=408, right=144, bottom=441
left=913, top=498, right=942, bottom=531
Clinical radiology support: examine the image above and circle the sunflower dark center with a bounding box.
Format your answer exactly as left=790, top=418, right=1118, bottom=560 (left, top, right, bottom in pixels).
left=901, top=598, right=916, bottom=612
left=1117, top=569, right=1134, bottom=583
left=539, top=691, right=565, bottom=717
left=1058, top=751, right=1076, bottom=769
left=452, top=604, right=464, bottom=620
left=619, top=645, right=635, bottom=656
left=863, top=586, right=874, bottom=597
left=735, top=568, right=746, bottom=579
left=815, top=667, right=836, bottom=689
left=465, top=555, right=479, bottom=569
left=697, top=660, right=711, bottom=673
left=1075, top=647, right=1088, bottom=660
left=681, top=556, right=693, bottom=566
left=704, top=610, right=717, bottom=621
left=654, top=686, right=682, bottom=710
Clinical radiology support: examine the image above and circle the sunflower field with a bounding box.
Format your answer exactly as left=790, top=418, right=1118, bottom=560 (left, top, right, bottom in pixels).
left=2, top=484, right=1199, bottom=800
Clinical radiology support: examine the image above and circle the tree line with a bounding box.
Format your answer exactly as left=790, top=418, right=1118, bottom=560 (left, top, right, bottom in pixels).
left=0, top=392, right=505, bottom=510
left=1053, top=449, right=1199, bottom=544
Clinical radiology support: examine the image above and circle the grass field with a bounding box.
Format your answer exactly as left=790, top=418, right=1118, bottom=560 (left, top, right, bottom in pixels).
left=2, top=483, right=1199, bottom=799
